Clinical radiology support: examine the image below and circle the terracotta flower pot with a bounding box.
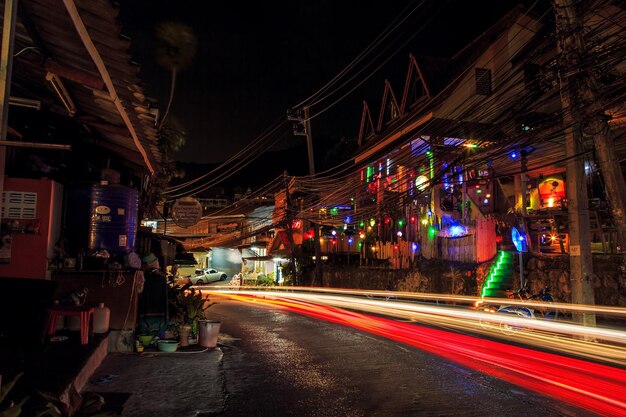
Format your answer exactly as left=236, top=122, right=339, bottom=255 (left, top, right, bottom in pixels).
left=179, top=324, right=192, bottom=347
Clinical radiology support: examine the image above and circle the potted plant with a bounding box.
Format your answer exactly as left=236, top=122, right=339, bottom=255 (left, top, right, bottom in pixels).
left=168, top=281, right=214, bottom=346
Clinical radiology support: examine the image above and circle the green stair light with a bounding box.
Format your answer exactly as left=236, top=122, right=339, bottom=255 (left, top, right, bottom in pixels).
left=481, top=250, right=514, bottom=298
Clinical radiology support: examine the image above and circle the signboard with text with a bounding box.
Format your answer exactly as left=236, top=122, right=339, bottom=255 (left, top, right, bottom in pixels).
left=171, top=197, right=203, bottom=228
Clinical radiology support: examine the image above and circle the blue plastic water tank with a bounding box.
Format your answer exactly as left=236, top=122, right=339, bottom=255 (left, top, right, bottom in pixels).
left=87, top=184, right=138, bottom=255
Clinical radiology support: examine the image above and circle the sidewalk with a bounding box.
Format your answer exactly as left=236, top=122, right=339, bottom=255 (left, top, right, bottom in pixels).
left=84, top=347, right=226, bottom=416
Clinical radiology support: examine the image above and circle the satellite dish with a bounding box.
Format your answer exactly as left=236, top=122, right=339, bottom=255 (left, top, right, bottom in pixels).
left=511, top=226, right=526, bottom=252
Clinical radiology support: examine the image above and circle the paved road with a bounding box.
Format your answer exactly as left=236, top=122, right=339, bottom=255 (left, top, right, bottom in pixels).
left=208, top=298, right=596, bottom=417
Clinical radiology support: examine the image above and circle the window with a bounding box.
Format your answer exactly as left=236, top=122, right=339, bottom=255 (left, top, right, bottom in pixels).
left=1, top=191, right=37, bottom=219
left=475, top=68, right=492, bottom=96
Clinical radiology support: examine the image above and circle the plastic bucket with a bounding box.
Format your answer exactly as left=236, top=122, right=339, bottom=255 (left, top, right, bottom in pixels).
left=198, top=320, right=221, bottom=348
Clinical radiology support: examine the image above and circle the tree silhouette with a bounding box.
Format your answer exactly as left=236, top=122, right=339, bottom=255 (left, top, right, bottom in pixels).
left=154, top=21, right=197, bottom=128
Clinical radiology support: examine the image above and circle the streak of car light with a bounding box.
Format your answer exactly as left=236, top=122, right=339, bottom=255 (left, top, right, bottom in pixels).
left=209, top=285, right=626, bottom=317
left=208, top=290, right=626, bottom=346
left=219, top=293, right=626, bottom=416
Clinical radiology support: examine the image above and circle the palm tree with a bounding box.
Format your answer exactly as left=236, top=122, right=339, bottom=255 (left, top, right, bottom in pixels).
left=139, top=116, right=186, bottom=219
left=154, top=21, right=197, bottom=128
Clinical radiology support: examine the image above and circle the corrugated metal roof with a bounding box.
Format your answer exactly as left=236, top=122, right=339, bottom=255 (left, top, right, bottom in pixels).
left=4, top=0, right=161, bottom=172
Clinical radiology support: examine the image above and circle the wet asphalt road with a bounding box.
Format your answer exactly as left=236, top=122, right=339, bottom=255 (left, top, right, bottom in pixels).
left=207, top=298, right=596, bottom=417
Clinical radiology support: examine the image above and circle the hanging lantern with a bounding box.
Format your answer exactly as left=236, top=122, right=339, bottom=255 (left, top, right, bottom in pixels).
left=415, top=175, right=429, bottom=191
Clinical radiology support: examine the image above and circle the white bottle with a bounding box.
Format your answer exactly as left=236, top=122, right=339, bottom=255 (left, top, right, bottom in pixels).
left=93, top=302, right=111, bottom=333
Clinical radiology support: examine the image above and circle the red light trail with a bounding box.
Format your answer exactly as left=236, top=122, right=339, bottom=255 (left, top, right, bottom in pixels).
left=222, top=293, right=626, bottom=416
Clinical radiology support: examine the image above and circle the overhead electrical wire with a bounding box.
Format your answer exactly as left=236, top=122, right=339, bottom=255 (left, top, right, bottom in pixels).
left=166, top=122, right=291, bottom=199
left=180, top=0, right=623, bottom=243
left=170, top=0, right=435, bottom=201
left=286, top=2, right=588, bottom=221
left=165, top=117, right=288, bottom=194
left=306, top=0, right=453, bottom=120
left=225, top=0, right=556, bottom=224
left=169, top=0, right=534, bottom=202
left=293, top=0, right=427, bottom=109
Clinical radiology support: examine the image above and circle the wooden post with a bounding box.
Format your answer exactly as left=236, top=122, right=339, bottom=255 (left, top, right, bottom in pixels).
left=283, top=171, right=299, bottom=286
left=0, top=0, right=18, bottom=218
left=289, top=107, right=322, bottom=285
left=552, top=1, right=626, bottom=259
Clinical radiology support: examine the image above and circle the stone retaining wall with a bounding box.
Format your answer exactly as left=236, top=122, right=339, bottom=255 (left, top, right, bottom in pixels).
left=523, top=254, right=625, bottom=306
left=312, top=254, right=625, bottom=306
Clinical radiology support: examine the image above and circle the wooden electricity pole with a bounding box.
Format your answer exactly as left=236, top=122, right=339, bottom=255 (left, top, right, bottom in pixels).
left=283, top=171, right=299, bottom=285
left=553, top=0, right=626, bottom=259
left=553, top=0, right=596, bottom=326
left=0, top=0, right=18, bottom=220
left=289, top=106, right=322, bottom=286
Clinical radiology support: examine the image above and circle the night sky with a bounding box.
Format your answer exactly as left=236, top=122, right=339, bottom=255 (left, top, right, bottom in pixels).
left=118, top=1, right=524, bottom=167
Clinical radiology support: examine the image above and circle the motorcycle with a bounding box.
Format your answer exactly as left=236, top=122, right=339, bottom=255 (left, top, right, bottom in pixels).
left=476, top=286, right=558, bottom=335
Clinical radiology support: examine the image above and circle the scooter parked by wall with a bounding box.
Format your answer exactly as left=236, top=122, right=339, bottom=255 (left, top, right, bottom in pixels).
left=476, top=286, right=558, bottom=335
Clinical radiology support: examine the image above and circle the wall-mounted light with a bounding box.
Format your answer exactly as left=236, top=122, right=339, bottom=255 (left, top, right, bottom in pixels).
left=9, top=96, right=41, bottom=110
left=45, top=72, right=76, bottom=117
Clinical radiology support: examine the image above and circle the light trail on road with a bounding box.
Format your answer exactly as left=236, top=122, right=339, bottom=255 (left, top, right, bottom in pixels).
left=208, top=284, right=626, bottom=317
left=208, top=291, right=626, bottom=416
left=202, top=288, right=626, bottom=364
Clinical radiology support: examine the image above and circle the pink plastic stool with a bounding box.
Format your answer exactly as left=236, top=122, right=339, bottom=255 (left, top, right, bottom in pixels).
left=47, top=305, right=94, bottom=345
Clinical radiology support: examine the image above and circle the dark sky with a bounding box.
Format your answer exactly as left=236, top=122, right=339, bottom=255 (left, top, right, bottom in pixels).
left=118, top=1, right=523, bottom=165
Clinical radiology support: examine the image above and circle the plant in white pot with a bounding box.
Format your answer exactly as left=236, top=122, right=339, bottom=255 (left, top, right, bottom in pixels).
left=169, top=282, right=216, bottom=347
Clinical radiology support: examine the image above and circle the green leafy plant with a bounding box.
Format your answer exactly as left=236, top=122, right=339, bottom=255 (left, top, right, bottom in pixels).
left=0, top=373, right=116, bottom=416
left=168, top=281, right=215, bottom=324
left=0, top=372, right=29, bottom=417
left=256, top=274, right=274, bottom=286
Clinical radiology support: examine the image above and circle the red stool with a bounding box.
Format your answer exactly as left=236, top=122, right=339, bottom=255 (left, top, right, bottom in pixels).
left=47, top=305, right=94, bottom=345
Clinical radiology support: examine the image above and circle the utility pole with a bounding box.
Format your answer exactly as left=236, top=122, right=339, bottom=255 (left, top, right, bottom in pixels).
left=553, top=0, right=626, bottom=260
left=520, top=150, right=533, bottom=252
left=553, top=0, right=596, bottom=326
left=0, top=0, right=18, bottom=221
left=289, top=106, right=322, bottom=286
left=283, top=170, right=299, bottom=285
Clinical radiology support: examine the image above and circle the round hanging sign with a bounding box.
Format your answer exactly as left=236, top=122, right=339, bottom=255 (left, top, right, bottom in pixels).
left=171, top=197, right=203, bottom=228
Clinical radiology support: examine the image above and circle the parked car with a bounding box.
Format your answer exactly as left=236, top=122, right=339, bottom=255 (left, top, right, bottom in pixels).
left=190, top=268, right=227, bottom=285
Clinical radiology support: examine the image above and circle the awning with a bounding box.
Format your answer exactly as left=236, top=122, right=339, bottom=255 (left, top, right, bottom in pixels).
left=242, top=256, right=273, bottom=262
